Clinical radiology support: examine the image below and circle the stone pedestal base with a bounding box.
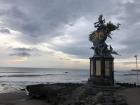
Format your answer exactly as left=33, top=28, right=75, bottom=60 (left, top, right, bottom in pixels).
left=89, top=56, right=114, bottom=86
left=89, top=76, right=114, bottom=86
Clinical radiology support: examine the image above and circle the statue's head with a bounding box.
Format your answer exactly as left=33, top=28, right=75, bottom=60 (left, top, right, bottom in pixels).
left=99, top=14, right=102, bottom=19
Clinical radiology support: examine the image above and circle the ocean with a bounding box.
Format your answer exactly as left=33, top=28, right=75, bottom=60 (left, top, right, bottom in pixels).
left=0, top=67, right=140, bottom=93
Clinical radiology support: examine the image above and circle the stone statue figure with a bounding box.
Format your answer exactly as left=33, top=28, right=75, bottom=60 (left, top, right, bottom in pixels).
left=89, top=15, right=120, bottom=57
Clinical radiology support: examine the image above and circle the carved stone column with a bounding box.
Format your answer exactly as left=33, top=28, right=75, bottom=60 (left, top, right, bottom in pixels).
left=89, top=56, right=114, bottom=85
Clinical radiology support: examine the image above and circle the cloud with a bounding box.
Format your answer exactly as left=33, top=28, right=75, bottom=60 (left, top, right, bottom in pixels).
left=0, top=0, right=105, bottom=58
left=0, top=0, right=140, bottom=69
left=9, top=47, right=40, bottom=57
left=0, top=0, right=118, bottom=43
left=0, top=0, right=135, bottom=59
left=10, top=52, right=31, bottom=57
left=0, top=27, right=10, bottom=34
left=114, top=0, right=140, bottom=58
left=13, top=48, right=34, bottom=52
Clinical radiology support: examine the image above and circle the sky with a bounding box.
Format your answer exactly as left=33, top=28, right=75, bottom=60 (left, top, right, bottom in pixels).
left=0, top=0, right=139, bottom=70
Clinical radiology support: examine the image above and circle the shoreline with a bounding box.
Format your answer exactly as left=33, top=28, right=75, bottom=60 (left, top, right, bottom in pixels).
left=0, top=82, right=85, bottom=94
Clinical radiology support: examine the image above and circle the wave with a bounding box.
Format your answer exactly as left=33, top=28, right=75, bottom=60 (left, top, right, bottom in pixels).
left=0, top=73, right=66, bottom=78
left=0, top=72, right=31, bottom=73
left=123, top=73, right=140, bottom=76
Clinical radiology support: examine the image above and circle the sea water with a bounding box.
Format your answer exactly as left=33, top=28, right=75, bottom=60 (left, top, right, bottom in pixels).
left=0, top=67, right=140, bottom=93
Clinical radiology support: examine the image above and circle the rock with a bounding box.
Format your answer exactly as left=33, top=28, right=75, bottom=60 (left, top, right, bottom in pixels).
left=26, top=84, right=57, bottom=98
left=25, top=83, right=128, bottom=105
left=94, top=92, right=104, bottom=103
left=26, top=83, right=83, bottom=104
left=96, top=104, right=102, bottom=105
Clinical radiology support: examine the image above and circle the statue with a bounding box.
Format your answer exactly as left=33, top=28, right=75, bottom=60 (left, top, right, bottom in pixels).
left=89, top=14, right=120, bottom=57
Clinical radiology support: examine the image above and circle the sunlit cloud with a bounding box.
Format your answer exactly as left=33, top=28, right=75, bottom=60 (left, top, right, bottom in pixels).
left=5, top=57, right=28, bottom=64
left=51, top=35, right=75, bottom=46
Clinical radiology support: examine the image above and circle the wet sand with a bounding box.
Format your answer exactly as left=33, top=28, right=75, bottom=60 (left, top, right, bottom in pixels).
left=118, top=88, right=140, bottom=105
left=0, top=91, right=48, bottom=105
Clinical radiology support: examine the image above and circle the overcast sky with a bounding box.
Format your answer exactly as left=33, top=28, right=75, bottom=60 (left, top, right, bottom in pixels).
left=0, top=0, right=139, bottom=70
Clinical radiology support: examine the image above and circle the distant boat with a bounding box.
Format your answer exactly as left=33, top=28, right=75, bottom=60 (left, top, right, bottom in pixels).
left=65, top=72, right=68, bottom=73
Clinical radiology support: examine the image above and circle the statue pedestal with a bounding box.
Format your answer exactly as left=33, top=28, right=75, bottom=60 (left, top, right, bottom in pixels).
left=89, top=56, right=114, bottom=86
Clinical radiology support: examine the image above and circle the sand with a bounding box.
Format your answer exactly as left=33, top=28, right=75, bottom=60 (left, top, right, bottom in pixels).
left=118, top=88, right=140, bottom=105
left=0, top=91, right=49, bottom=105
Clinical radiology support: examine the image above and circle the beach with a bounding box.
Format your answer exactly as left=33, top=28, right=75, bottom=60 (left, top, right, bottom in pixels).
left=117, top=88, right=140, bottom=105
left=0, top=80, right=140, bottom=105
left=0, top=83, right=140, bottom=105
left=0, top=90, right=49, bottom=105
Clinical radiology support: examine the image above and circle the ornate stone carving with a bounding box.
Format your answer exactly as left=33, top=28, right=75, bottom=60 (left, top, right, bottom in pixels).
left=89, top=14, right=120, bottom=57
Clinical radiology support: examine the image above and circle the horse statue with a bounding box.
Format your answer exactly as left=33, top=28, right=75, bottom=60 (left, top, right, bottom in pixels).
left=89, top=15, right=120, bottom=57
